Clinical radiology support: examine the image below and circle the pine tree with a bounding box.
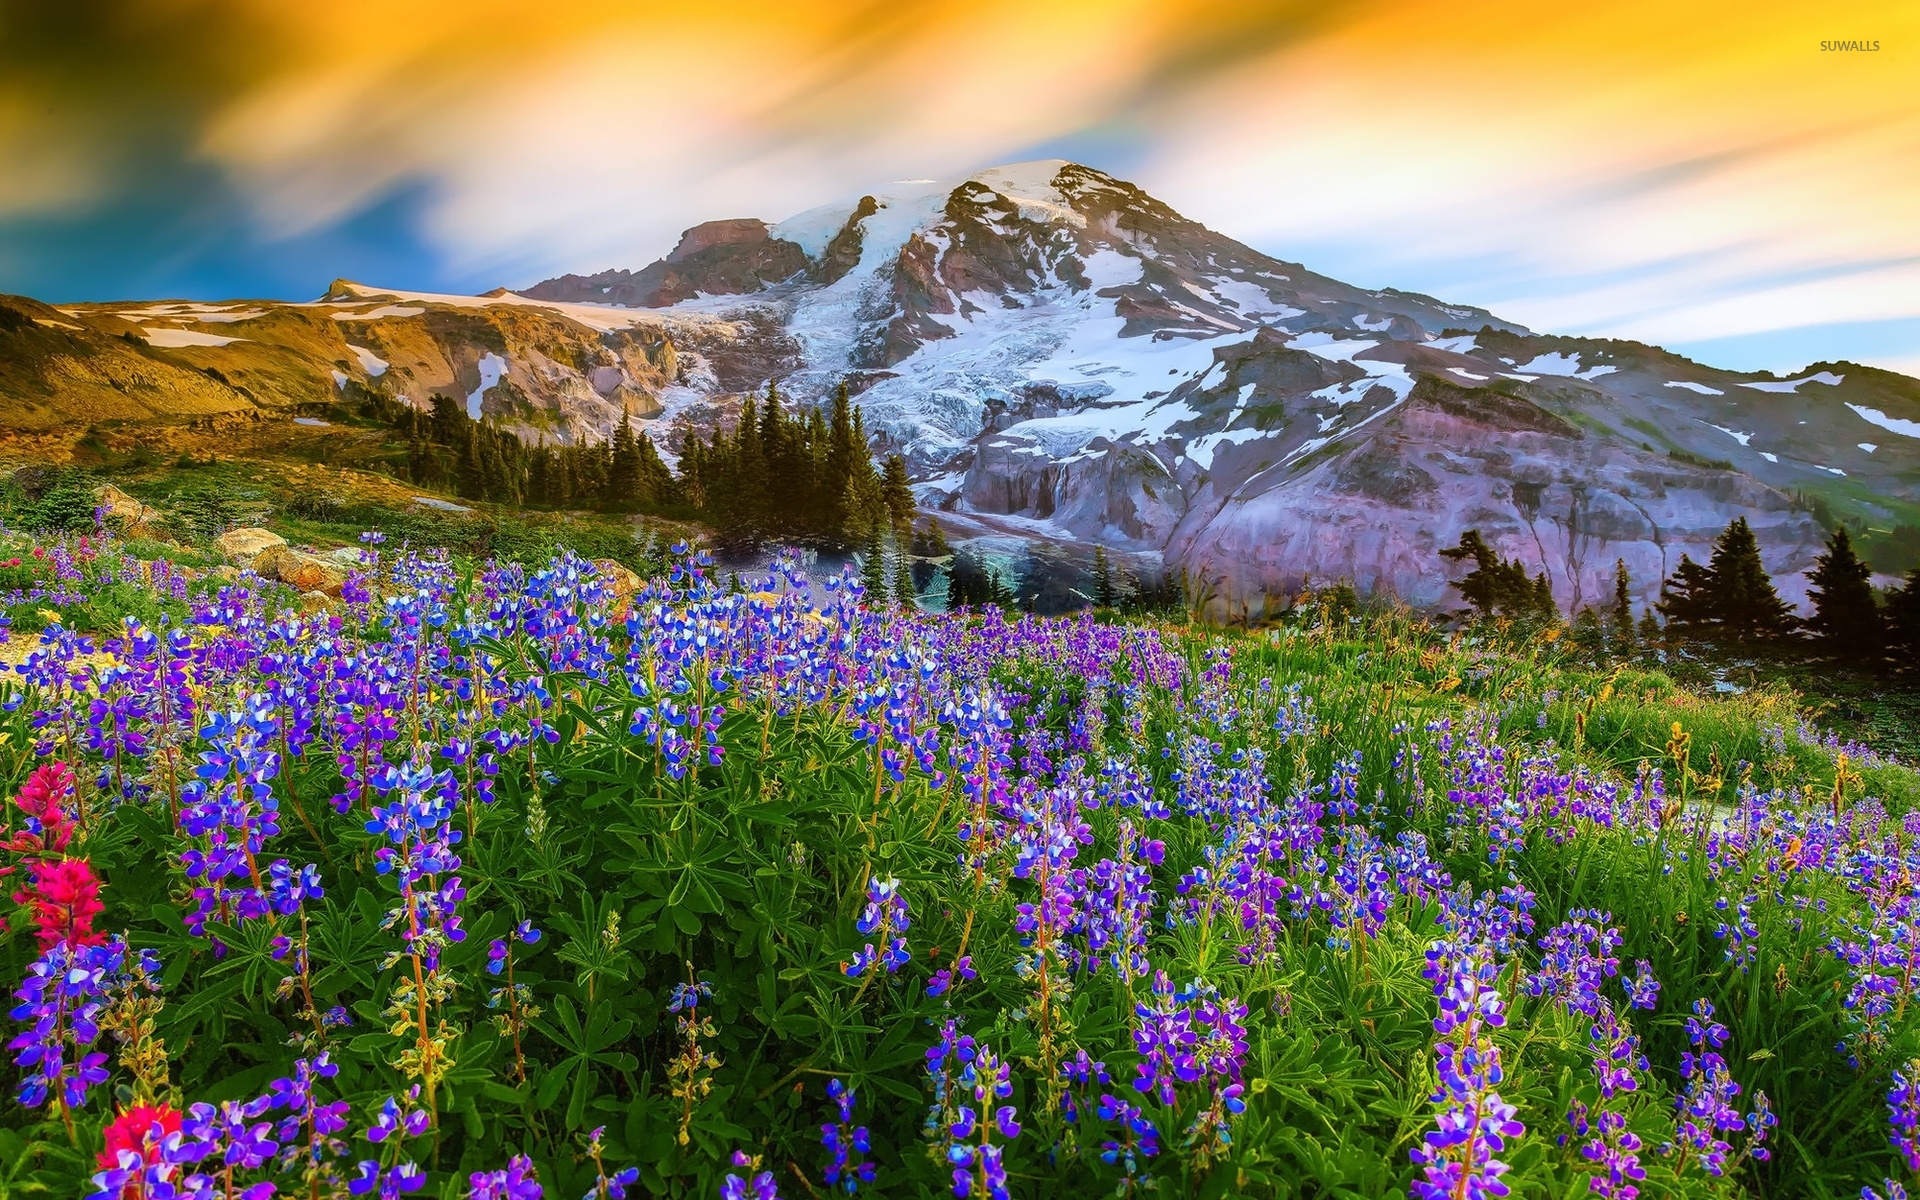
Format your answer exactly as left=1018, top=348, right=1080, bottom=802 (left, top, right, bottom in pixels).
left=1707, top=517, right=1797, bottom=642
left=1636, top=608, right=1663, bottom=650
left=891, top=534, right=917, bottom=608
left=1609, top=559, right=1635, bottom=649
left=606, top=413, right=642, bottom=512
left=1656, top=554, right=1718, bottom=636
left=1440, top=530, right=1536, bottom=619
left=1530, top=573, right=1556, bottom=621
left=1804, top=526, right=1880, bottom=652
left=1093, top=546, right=1116, bottom=608
left=860, top=524, right=888, bottom=605
left=1886, top=568, right=1920, bottom=671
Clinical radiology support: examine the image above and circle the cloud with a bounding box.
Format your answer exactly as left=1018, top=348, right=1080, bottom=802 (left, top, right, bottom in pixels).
left=1, top=0, right=1915, bottom=384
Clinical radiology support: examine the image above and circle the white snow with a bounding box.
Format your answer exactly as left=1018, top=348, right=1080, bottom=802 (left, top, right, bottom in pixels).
left=1859, top=443, right=1878, bottom=453
left=346, top=344, right=389, bottom=376
left=468, top=352, right=507, bottom=420
left=1352, top=314, right=1393, bottom=332
left=1184, top=427, right=1267, bottom=470
left=1706, top=424, right=1754, bottom=446
left=329, top=369, right=349, bottom=389
left=1665, top=380, right=1725, bottom=395
left=1820, top=466, right=1846, bottom=476
left=1740, top=371, right=1845, bottom=393
left=32, top=317, right=82, bottom=330
left=1500, top=373, right=1539, bottom=383
left=332, top=305, right=426, bottom=321
left=1515, top=352, right=1617, bottom=380
left=294, top=417, right=332, bottom=427
left=188, top=309, right=266, bottom=324
left=1289, top=332, right=1379, bottom=363
left=1847, top=402, right=1920, bottom=439
left=1759, top=452, right=1779, bottom=463
left=143, top=328, right=246, bottom=348
left=1447, top=367, right=1490, bottom=381
left=1428, top=334, right=1478, bottom=354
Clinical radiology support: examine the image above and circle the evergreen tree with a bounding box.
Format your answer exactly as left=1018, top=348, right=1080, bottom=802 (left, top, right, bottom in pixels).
left=605, top=413, right=642, bottom=512
left=1804, top=525, right=1880, bottom=652
left=1885, top=568, right=1920, bottom=671
left=1440, top=530, right=1537, bottom=619
left=1530, top=573, right=1556, bottom=621
left=891, top=534, right=917, bottom=608
left=1656, top=554, right=1719, bottom=636
left=880, top=455, right=915, bottom=536
left=1609, top=559, right=1635, bottom=649
left=1093, top=546, right=1116, bottom=609
left=1706, top=517, right=1796, bottom=641
left=1636, top=608, right=1663, bottom=650
left=860, top=524, right=888, bottom=604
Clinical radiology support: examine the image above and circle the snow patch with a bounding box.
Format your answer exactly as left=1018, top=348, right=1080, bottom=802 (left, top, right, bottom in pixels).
left=1706, top=424, right=1754, bottom=446
left=346, top=344, right=389, bottom=376
left=1289, top=331, right=1379, bottom=363
left=1740, top=371, right=1845, bottom=393
left=1447, top=367, right=1490, bottom=381
left=1184, top=427, right=1267, bottom=470
left=1515, top=352, right=1616, bottom=380
left=1859, top=442, right=1878, bottom=453
left=1847, top=403, right=1920, bottom=439
left=294, top=417, right=332, bottom=427
left=468, top=352, right=507, bottom=420
left=1665, top=380, right=1725, bottom=395
left=332, top=305, right=426, bottom=321
left=1759, top=452, right=1778, bottom=463
left=1427, top=335, right=1477, bottom=354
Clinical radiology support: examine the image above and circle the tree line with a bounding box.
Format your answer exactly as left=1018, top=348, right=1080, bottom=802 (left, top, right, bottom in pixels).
left=1441, top=517, right=1920, bottom=671
left=361, top=381, right=914, bottom=553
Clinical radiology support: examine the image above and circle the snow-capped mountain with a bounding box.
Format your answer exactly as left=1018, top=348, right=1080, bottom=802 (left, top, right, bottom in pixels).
left=522, top=160, right=1919, bottom=611
left=7, top=160, right=1917, bottom=612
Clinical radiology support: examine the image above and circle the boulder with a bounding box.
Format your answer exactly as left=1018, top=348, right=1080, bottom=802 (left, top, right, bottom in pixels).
left=93, top=484, right=165, bottom=539
left=297, top=590, right=334, bottom=614
left=215, top=527, right=287, bottom=573
left=273, top=549, right=350, bottom=597
left=594, top=559, right=643, bottom=602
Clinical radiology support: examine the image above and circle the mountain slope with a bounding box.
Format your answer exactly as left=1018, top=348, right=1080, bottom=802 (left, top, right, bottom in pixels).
left=5, top=160, right=1917, bottom=611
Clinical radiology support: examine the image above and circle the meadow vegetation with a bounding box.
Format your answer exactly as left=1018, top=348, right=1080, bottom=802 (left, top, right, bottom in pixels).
left=0, top=513, right=1916, bottom=1200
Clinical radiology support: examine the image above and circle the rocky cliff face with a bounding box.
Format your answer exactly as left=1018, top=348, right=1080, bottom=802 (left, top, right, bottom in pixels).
left=5, top=160, right=1916, bottom=613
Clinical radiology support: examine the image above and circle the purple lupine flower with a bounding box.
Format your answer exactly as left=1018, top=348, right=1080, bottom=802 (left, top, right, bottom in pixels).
left=720, top=1151, right=781, bottom=1200
left=468, top=1155, right=543, bottom=1199
left=846, top=876, right=911, bottom=978
left=820, top=1078, right=876, bottom=1193
left=488, top=920, right=543, bottom=976
left=1622, top=961, right=1660, bottom=1011
left=1888, top=1065, right=1920, bottom=1172
left=948, top=1043, right=1019, bottom=1200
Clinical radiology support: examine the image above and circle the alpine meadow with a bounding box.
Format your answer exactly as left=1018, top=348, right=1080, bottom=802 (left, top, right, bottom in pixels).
left=4, top=4, right=1920, bottom=1200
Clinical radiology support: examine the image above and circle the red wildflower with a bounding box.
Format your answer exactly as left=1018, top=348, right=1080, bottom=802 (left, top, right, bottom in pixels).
left=9, top=762, right=76, bottom=853
left=98, top=1103, right=183, bottom=1170
left=19, top=858, right=105, bottom=949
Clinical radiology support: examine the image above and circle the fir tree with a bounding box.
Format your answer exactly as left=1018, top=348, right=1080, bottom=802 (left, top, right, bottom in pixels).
left=1886, top=568, right=1920, bottom=671
left=1707, top=517, right=1797, bottom=641
left=860, top=524, right=888, bottom=605
left=1656, top=554, right=1719, bottom=636
left=1093, top=546, right=1116, bottom=609
left=891, top=534, right=917, bottom=608
left=1609, top=559, right=1635, bottom=649
left=1804, top=525, right=1880, bottom=652
left=1440, top=530, right=1538, bottom=619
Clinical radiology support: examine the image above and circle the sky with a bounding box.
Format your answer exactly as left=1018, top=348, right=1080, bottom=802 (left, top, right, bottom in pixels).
left=1, top=0, right=1914, bottom=376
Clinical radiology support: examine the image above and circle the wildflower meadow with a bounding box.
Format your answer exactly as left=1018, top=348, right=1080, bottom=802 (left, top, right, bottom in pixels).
left=2, top=527, right=1918, bottom=1200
